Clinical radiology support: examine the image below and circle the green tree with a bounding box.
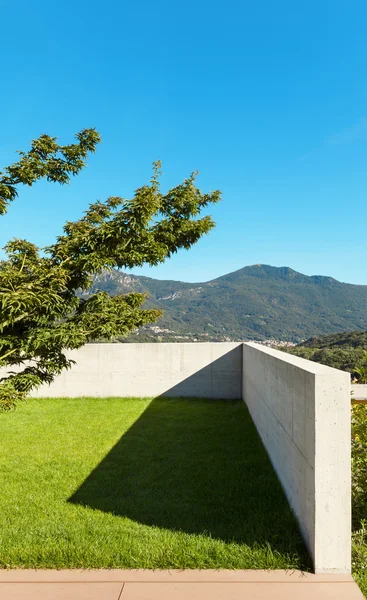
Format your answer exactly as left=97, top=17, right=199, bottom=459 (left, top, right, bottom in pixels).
left=355, top=351, right=367, bottom=384
left=0, top=129, right=101, bottom=215
left=0, top=130, right=220, bottom=410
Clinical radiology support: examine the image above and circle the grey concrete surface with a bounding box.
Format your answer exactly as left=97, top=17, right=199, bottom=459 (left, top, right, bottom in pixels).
left=23, top=342, right=243, bottom=399
left=242, top=342, right=351, bottom=575
left=352, top=384, right=367, bottom=400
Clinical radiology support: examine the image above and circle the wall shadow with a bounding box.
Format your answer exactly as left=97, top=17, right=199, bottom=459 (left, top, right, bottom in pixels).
left=69, top=394, right=310, bottom=566
left=149, top=347, right=242, bottom=399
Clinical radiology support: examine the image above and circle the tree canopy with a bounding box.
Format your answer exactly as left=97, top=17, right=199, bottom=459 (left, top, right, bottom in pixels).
left=0, top=129, right=101, bottom=215
left=0, top=129, right=220, bottom=409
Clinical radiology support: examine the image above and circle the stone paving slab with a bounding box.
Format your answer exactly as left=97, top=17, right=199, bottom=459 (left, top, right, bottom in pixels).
left=121, top=581, right=363, bottom=599
left=0, top=570, right=364, bottom=599
left=0, top=582, right=124, bottom=600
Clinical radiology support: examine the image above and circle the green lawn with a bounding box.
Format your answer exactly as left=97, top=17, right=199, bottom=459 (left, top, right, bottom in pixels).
left=0, top=397, right=311, bottom=570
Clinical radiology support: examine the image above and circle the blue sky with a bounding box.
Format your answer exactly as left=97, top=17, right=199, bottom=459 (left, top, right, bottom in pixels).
left=1, top=0, right=366, bottom=284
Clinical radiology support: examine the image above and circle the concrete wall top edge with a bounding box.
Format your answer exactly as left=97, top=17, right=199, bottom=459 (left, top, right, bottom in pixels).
left=84, top=342, right=243, bottom=348
left=244, top=342, right=350, bottom=379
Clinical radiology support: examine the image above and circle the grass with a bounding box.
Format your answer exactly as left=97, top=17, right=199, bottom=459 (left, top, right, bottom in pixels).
left=0, top=397, right=311, bottom=570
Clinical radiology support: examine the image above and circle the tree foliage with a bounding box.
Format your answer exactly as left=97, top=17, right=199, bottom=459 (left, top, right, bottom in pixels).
left=0, top=130, right=220, bottom=409
left=300, top=330, right=367, bottom=350
left=351, top=404, right=367, bottom=527
left=355, top=351, right=367, bottom=384
left=284, top=331, right=367, bottom=379
left=0, top=129, right=101, bottom=215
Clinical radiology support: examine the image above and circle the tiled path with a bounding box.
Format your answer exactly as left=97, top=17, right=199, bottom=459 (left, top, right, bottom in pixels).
left=0, top=569, right=364, bottom=599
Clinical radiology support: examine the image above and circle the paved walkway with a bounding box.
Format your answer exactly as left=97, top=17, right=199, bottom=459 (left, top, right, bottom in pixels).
left=0, top=569, right=364, bottom=599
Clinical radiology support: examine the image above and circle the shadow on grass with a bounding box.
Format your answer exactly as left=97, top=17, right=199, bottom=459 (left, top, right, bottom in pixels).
left=69, top=397, right=310, bottom=567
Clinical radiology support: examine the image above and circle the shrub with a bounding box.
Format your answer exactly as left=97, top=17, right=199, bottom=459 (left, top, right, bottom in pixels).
left=352, top=404, right=367, bottom=527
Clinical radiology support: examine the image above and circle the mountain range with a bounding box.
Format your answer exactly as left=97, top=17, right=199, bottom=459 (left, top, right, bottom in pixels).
left=86, top=264, right=367, bottom=342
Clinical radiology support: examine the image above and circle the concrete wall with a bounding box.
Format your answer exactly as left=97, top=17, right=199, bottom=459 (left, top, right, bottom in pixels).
left=27, top=343, right=242, bottom=399
left=242, top=342, right=351, bottom=574
left=352, top=384, right=367, bottom=400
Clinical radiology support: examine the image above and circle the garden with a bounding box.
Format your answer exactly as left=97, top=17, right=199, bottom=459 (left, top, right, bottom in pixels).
left=0, top=397, right=310, bottom=571
left=2, top=394, right=367, bottom=598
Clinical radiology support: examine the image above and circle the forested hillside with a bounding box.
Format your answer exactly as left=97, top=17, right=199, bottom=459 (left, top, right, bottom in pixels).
left=284, top=330, right=367, bottom=377
left=86, top=264, right=367, bottom=342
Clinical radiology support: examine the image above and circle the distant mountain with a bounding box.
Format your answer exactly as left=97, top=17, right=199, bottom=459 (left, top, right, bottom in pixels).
left=86, top=264, right=367, bottom=342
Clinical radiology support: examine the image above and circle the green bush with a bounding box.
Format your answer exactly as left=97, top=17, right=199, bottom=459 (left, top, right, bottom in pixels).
left=284, top=346, right=365, bottom=378
left=352, top=519, right=367, bottom=591
left=352, top=404, right=367, bottom=527
left=351, top=405, right=367, bottom=593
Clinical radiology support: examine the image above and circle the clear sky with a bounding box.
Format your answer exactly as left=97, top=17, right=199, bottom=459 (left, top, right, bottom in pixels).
left=1, top=0, right=366, bottom=284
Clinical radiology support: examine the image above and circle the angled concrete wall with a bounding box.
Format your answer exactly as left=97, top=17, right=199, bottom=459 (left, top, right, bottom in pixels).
left=27, top=343, right=242, bottom=399
left=242, top=342, right=351, bottom=574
